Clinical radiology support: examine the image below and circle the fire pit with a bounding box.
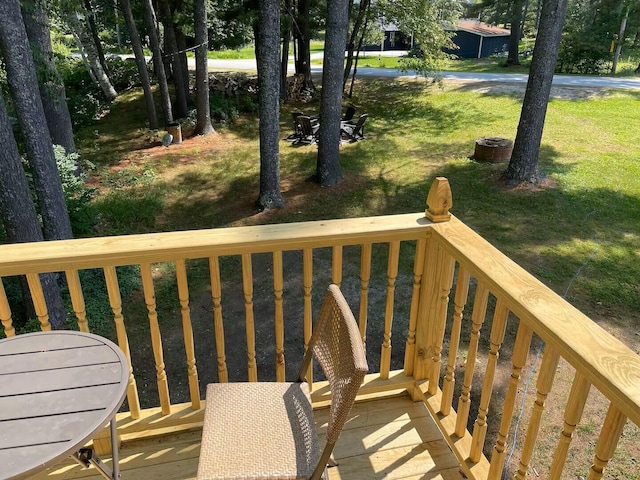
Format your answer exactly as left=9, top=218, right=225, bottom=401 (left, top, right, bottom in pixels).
left=473, top=137, right=513, bottom=163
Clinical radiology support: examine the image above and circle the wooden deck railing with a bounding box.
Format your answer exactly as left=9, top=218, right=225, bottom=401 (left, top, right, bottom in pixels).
left=0, top=177, right=638, bottom=479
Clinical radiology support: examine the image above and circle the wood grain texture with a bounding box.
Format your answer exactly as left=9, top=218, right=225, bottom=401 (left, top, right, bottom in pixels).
left=273, top=250, right=285, bottom=381
left=176, top=259, right=201, bottom=410
left=31, top=395, right=461, bottom=480
left=0, top=213, right=430, bottom=276
left=404, top=237, right=426, bottom=378
left=208, top=256, right=228, bottom=383
left=65, top=269, right=88, bottom=332
left=140, top=262, right=171, bottom=415
left=104, top=266, right=140, bottom=419
left=380, top=240, right=400, bottom=380
left=26, top=272, right=50, bottom=330
left=441, top=266, right=470, bottom=416
left=431, top=217, right=640, bottom=426
left=515, top=347, right=560, bottom=480
left=358, top=243, right=372, bottom=347
left=0, top=279, right=15, bottom=337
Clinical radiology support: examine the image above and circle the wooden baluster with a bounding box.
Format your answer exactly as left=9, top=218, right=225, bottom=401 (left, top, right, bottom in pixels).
left=242, top=254, right=257, bottom=381
left=412, top=236, right=440, bottom=383
left=273, top=251, right=285, bottom=382
left=332, top=245, right=342, bottom=287
left=515, top=346, right=560, bottom=480
left=427, top=246, right=455, bottom=395
left=303, top=248, right=313, bottom=387
left=140, top=263, right=171, bottom=415
left=587, top=404, right=627, bottom=480
left=175, top=260, right=201, bottom=410
left=470, top=299, right=509, bottom=462
left=404, top=237, right=426, bottom=377
left=488, top=322, right=533, bottom=479
left=548, top=371, right=592, bottom=479
left=380, top=241, right=400, bottom=379
left=65, top=270, right=89, bottom=332
left=0, top=279, right=15, bottom=337
left=358, top=243, right=372, bottom=346
left=25, top=273, right=50, bottom=331
left=209, top=256, right=228, bottom=382
left=454, top=282, right=489, bottom=437
left=440, top=266, right=471, bottom=415
left=103, top=266, right=140, bottom=419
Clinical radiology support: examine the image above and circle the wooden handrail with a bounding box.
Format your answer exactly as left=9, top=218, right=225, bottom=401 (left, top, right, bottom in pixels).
left=429, top=216, right=640, bottom=427
left=0, top=213, right=432, bottom=276
left=0, top=177, right=637, bottom=479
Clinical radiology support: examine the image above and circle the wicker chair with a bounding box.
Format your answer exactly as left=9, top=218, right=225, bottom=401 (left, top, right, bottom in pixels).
left=196, top=285, right=368, bottom=480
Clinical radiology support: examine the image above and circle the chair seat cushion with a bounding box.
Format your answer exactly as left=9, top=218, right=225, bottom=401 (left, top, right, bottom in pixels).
left=197, top=382, right=321, bottom=480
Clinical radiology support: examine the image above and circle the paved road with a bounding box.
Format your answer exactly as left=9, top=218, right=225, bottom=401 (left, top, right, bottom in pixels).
left=347, top=67, right=640, bottom=90
left=124, top=53, right=640, bottom=91
left=203, top=58, right=640, bottom=90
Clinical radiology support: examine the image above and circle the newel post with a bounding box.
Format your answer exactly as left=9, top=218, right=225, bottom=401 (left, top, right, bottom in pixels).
left=410, top=178, right=455, bottom=398
left=425, top=177, right=452, bottom=223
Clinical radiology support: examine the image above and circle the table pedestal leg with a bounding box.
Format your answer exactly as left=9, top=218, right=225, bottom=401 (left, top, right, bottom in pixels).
left=72, top=418, right=121, bottom=479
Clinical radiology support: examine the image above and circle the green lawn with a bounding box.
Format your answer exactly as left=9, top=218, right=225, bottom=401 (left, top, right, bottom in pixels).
left=79, top=79, right=640, bottom=325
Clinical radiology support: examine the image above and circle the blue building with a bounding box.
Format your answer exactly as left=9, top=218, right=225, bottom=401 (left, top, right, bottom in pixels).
left=445, top=20, right=510, bottom=59
left=363, top=19, right=510, bottom=59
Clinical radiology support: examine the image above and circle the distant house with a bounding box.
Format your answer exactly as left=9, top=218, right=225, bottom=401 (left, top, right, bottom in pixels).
left=445, top=19, right=510, bottom=59
left=362, top=19, right=510, bottom=59
left=362, top=23, right=413, bottom=52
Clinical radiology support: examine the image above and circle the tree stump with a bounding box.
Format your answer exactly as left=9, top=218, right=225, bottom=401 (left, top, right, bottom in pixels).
left=473, top=137, right=513, bottom=162
left=167, top=123, right=182, bottom=144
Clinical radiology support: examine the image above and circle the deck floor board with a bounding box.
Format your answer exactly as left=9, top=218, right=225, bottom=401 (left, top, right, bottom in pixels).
left=33, top=396, right=463, bottom=480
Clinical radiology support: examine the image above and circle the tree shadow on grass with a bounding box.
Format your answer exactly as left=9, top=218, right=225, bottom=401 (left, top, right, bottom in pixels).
left=350, top=79, right=488, bottom=136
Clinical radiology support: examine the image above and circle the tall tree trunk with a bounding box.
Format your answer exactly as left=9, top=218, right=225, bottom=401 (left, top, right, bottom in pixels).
left=294, top=0, right=314, bottom=90
left=507, top=0, right=526, bottom=65
left=193, top=0, right=214, bottom=135
left=256, top=0, right=284, bottom=210
left=114, top=0, right=122, bottom=47
left=506, top=0, right=569, bottom=184
left=176, top=28, right=191, bottom=103
left=66, top=9, right=117, bottom=101
left=0, top=0, right=74, bottom=243
left=0, top=46, right=66, bottom=331
left=343, top=0, right=369, bottom=91
left=22, top=1, right=77, bottom=154
left=158, top=0, right=189, bottom=118
left=281, top=0, right=292, bottom=101
left=119, top=0, right=158, bottom=129
left=316, top=0, right=349, bottom=187
left=612, top=5, right=630, bottom=74
left=348, top=14, right=369, bottom=98
left=141, top=0, right=173, bottom=126
left=84, top=0, right=109, bottom=75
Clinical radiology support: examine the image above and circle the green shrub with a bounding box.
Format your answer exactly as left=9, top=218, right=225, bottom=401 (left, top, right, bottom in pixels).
left=105, top=56, right=142, bottom=91
left=56, top=57, right=106, bottom=127
left=209, top=93, right=258, bottom=125
left=52, top=145, right=98, bottom=235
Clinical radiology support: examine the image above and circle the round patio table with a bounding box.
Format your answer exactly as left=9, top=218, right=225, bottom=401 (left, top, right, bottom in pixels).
left=0, top=331, right=128, bottom=480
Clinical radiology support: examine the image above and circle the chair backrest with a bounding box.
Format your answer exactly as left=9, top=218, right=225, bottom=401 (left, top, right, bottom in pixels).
left=298, top=285, right=368, bottom=446
left=352, top=114, right=368, bottom=136
left=297, top=115, right=316, bottom=136
left=343, top=104, right=357, bottom=121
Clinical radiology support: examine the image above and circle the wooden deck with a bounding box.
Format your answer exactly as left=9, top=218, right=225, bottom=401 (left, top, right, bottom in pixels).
left=34, top=395, right=464, bottom=480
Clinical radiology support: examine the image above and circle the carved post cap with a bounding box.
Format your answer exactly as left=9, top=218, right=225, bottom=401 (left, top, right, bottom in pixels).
left=425, top=177, right=452, bottom=222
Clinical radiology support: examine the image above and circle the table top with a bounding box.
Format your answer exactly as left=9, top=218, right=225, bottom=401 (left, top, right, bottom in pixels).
left=0, top=331, right=128, bottom=480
